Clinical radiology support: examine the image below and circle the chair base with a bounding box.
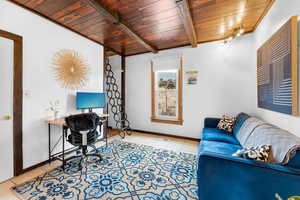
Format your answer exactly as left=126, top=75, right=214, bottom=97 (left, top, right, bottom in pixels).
left=63, top=153, right=102, bottom=173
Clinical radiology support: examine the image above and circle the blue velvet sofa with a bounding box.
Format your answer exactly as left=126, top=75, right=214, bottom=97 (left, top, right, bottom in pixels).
left=197, top=113, right=300, bottom=200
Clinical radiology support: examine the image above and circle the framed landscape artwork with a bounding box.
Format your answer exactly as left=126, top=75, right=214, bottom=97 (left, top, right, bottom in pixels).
left=157, top=70, right=177, bottom=117
left=186, top=70, right=198, bottom=85
left=257, top=16, right=298, bottom=116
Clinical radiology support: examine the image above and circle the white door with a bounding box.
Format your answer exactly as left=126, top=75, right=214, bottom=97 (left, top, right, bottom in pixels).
left=0, top=37, right=14, bottom=182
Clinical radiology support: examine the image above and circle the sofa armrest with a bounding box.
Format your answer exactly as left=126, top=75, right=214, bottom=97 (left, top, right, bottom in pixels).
left=204, top=118, right=220, bottom=128
left=199, top=151, right=300, bottom=175
left=197, top=151, right=300, bottom=200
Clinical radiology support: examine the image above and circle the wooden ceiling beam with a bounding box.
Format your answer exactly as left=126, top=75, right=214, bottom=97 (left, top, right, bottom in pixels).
left=176, top=0, right=198, bottom=48
left=86, top=0, right=158, bottom=54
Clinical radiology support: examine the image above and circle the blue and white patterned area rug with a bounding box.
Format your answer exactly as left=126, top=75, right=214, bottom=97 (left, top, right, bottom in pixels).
left=12, top=140, right=198, bottom=200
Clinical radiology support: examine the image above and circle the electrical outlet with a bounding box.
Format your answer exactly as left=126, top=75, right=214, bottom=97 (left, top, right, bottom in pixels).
left=24, top=90, right=31, bottom=98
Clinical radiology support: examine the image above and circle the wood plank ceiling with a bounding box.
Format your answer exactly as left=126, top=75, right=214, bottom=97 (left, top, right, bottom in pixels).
left=9, top=0, right=274, bottom=56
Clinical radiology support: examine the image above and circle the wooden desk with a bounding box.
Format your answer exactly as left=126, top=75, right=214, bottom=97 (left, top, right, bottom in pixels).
left=45, top=114, right=109, bottom=126
left=45, top=114, right=108, bottom=170
left=45, top=118, right=66, bottom=126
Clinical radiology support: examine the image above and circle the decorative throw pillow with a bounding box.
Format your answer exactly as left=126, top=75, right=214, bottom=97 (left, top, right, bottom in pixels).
left=232, top=145, right=271, bottom=162
left=217, top=115, right=236, bottom=133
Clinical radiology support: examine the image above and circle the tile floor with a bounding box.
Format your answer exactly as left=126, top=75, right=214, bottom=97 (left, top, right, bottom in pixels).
left=0, top=131, right=199, bottom=200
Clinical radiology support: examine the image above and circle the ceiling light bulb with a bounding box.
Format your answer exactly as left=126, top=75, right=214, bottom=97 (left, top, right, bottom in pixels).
left=220, top=26, right=225, bottom=34
left=237, top=17, right=242, bottom=23
left=239, top=28, right=244, bottom=34
left=228, top=36, right=233, bottom=41
left=236, top=32, right=241, bottom=37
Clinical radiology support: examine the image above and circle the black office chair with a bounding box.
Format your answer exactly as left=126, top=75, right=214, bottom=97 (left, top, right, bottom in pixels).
left=65, top=112, right=102, bottom=162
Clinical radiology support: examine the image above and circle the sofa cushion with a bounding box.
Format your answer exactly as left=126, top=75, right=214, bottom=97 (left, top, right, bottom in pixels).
left=204, top=118, right=221, bottom=128
left=232, top=112, right=250, bottom=137
left=199, top=140, right=242, bottom=155
left=202, top=128, right=241, bottom=145
left=237, top=117, right=300, bottom=164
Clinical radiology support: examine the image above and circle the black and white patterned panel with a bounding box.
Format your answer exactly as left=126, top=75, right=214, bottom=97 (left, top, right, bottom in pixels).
left=105, top=57, right=131, bottom=138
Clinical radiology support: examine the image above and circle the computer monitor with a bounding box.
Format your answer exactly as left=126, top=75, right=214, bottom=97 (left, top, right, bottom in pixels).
left=76, top=92, right=106, bottom=112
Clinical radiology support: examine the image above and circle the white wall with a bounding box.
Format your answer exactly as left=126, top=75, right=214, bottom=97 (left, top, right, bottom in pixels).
left=253, top=0, right=300, bottom=137
left=0, top=0, right=104, bottom=168
left=124, top=35, right=256, bottom=139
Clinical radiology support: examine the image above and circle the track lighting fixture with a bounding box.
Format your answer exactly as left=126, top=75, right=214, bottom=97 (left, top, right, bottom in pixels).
left=224, top=26, right=245, bottom=44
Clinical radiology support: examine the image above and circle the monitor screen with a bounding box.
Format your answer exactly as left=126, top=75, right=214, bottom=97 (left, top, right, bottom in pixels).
left=76, top=92, right=106, bottom=109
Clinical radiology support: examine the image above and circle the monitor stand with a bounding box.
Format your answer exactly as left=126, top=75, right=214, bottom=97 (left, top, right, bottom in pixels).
left=88, top=108, right=93, bottom=113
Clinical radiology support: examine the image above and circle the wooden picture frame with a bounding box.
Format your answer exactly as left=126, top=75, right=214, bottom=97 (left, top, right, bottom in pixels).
left=257, top=16, right=298, bottom=116
left=151, top=57, right=183, bottom=125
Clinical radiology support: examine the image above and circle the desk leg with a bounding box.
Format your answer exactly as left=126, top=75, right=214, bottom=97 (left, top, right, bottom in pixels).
left=105, top=124, right=108, bottom=148
left=48, top=124, right=51, bottom=164
left=101, top=122, right=108, bottom=148
left=62, top=126, right=65, bottom=170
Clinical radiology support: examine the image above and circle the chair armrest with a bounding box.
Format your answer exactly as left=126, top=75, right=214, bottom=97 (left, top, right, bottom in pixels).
left=204, top=118, right=220, bottom=128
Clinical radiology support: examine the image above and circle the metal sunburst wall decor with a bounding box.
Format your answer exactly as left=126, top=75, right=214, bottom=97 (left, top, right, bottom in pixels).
left=52, top=49, right=89, bottom=89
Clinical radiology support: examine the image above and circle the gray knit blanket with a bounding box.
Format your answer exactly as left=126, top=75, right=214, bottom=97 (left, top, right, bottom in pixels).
left=236, top=117, right=300, bottom=164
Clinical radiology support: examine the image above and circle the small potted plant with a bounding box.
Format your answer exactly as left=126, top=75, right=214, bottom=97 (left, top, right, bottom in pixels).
left=47, top=100, right=60, bottom=120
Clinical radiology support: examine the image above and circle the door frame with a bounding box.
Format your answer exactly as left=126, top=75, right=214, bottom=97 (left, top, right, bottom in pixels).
left=0, top=29, right=23, bottom=176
